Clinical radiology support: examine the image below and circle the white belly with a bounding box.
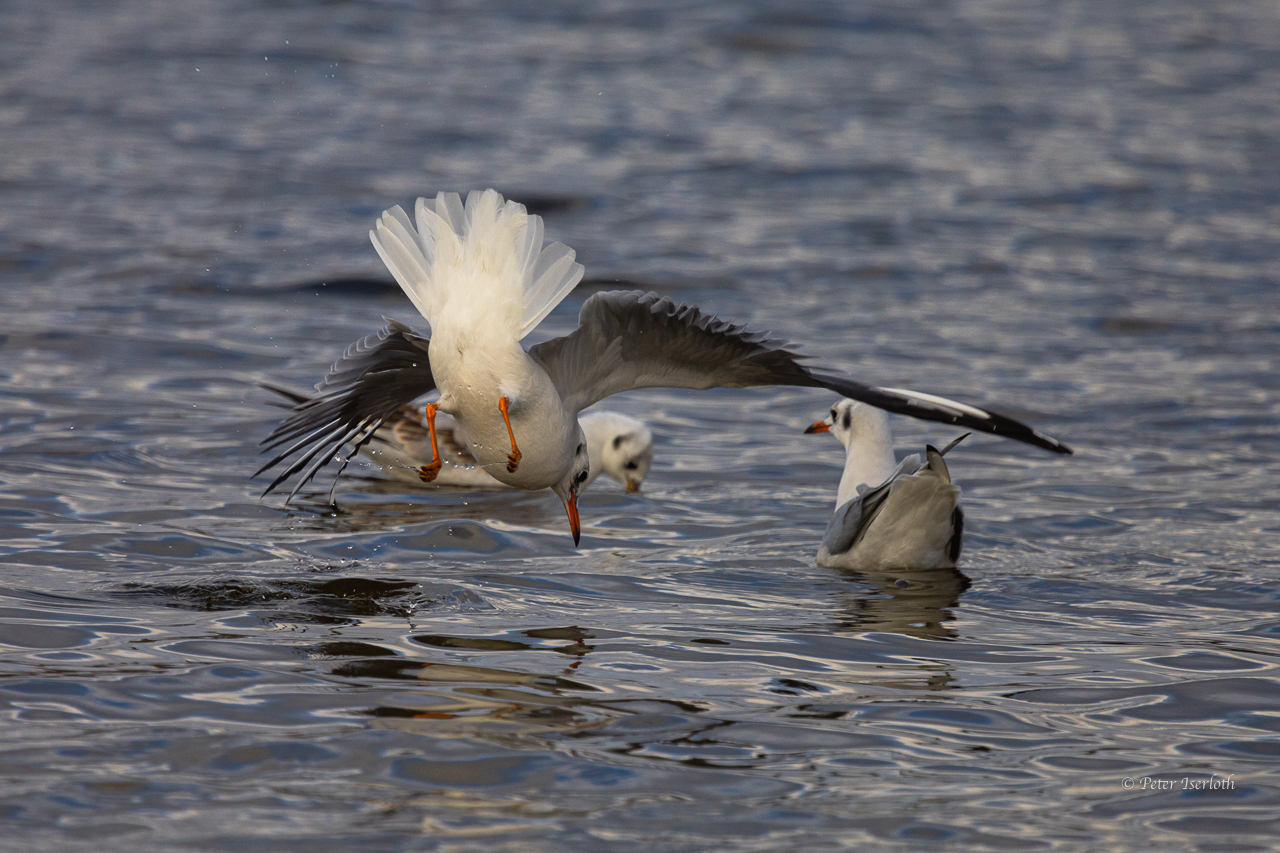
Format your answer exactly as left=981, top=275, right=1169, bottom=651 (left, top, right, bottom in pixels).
left=431, top=337, right=577, bottom=491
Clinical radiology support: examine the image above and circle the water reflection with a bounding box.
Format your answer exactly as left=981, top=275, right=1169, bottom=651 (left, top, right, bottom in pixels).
left=266, top=481, right=611, bottom=557
left=338, top=649, right=611, bottom=742
left=832, top=566, right=971, bottom=642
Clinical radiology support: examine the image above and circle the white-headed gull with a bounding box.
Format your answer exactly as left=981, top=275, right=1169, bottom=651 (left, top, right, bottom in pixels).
left=262, top=387, right=653, bottom=493
left=257, top=189, right=1070, bottom=544
left=805, top=399, right=968, bottom=569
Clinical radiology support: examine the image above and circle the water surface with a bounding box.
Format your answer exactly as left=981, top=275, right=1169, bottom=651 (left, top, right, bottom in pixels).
left=1, top=1, right=1279, bottom=850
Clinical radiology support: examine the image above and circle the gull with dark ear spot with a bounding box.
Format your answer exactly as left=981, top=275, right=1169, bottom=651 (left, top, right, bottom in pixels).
left=581, top=411, right=653, bottom=493
left=256, top=189, right=1070, bottom=546
left=805, top=399, right=968, bottom=570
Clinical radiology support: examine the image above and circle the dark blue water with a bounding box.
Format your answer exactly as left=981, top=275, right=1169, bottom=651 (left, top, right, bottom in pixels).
left=2, top=1, right=1278, bottom=850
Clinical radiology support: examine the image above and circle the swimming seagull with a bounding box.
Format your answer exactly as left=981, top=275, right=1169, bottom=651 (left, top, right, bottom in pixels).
left=805, top=399, right=968, bottom=570
left=256, top=189, right=1071, bottom=544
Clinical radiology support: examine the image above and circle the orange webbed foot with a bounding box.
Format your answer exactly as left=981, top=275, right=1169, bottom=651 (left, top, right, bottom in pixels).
left=418, top=402, right=442, bottom=482
left=499, top=396, right=521, bottom=473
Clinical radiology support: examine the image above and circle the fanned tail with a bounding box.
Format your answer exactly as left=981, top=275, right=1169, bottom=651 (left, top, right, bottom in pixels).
left=369, top=189, right=584, bottom=339
left=517, top=230, right=584, bottom=338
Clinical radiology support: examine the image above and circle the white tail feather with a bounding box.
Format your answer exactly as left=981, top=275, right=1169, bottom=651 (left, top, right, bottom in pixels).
left=440, top=193, right=467, bottom=238
left=520, top=241, right=583, bottom=335
left=369, top=189, right=583, bottom=340
left=369, top=213, right=430, bottom=319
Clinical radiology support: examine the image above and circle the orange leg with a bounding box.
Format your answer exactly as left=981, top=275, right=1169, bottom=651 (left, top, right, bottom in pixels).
left=499, top=396, right=521, bottom=473
left=417, top=402, right=442, bottom=483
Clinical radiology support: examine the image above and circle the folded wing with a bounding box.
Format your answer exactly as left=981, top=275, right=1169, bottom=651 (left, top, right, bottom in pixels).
left=820, top=459, right=917, bottom=557
left=529, top=291, right=1072, bottom=454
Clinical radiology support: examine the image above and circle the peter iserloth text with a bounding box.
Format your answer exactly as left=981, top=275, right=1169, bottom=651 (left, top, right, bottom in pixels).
left=1121, top=775, right=1235, bottom=791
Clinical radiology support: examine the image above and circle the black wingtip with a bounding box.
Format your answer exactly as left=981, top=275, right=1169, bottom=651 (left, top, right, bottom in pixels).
left=811, top=373, right=1075, bottom=456
left=258, top=382, right=310, bottom=407
left=937, top=433, right=971, bottom=457
left=1035, top=433, right=1073, bottom=455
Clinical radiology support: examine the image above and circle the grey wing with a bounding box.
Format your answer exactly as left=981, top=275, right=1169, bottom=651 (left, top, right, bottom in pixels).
left=822, top=483, right=894, bottom=557
left=528, top=291, right=1072, bottom=455
left=528, top=290, right=816, bottom=411
left=823, top=450, right=939, bottom=555
left=821, top=455, right=922, bottom=555
left=255, top=319, right=437, bottom=501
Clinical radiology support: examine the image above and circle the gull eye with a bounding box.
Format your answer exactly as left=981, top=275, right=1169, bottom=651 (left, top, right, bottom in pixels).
left=624, top=461, right=638, bottom=470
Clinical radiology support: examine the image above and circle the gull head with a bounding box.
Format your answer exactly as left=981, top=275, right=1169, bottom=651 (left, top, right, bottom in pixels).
left=804, top=398, right=891, bottom=451
left=579, top=411, right=654, bottom=493
left=550, top=430, right=591, bottom=546
left=600, top=422, right=653, bottom=493
left=805, top=398, right=898, bottom=506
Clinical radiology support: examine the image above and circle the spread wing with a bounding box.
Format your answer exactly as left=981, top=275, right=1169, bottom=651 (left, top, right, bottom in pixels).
left=529, top=291, right=1072, bottom=454
left=255, top=319, right=437, bottom=501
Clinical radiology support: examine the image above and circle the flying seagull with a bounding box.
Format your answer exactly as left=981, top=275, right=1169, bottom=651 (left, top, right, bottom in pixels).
left=257, top=189, right=1071, bottom=543
left=367, top=406, right=654, bottom=494
left=262, top=385, right=653, bottom=493
left=806, top=398, right=968, bottom=570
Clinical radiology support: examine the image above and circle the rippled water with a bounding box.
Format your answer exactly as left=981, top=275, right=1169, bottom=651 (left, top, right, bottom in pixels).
left=2, top=1, right=1279, bottom=849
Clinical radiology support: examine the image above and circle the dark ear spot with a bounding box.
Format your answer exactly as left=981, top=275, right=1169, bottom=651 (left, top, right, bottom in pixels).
left=842, top=410, right=852, bottom=430
left=612, top=435, right=625, bottom=450
left=577, top=443, right=585, bottom=454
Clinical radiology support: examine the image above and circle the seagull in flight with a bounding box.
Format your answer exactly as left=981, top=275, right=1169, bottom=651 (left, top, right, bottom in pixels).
left=806, top=398, right=968, bottom=570
left=257, top=189, right=1071, bottom=544
left=262, top=386, right=654, bottom=493
left=367, top=406, right=654, bottom=494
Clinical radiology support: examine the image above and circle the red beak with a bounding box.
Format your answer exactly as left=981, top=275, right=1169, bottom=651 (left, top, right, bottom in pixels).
left=564, top=489, right=581, bottom=546
left=804, top=420, right=830, bottom=434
